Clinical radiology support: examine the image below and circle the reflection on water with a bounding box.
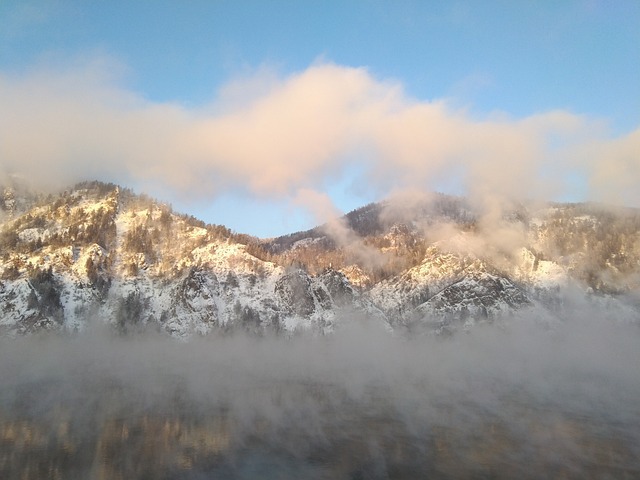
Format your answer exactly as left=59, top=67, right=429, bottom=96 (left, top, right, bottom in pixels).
left=2, top=382, right=638, bottom=479
left=1, top=321, right=639, bottom=479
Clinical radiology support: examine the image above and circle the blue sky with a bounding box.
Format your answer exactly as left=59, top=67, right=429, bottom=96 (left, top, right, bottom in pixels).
left=1, top=1, right=639, bottom=237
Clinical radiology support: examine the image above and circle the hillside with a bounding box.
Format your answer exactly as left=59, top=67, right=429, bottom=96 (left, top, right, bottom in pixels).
left=1, top=181, right=639, bottom=337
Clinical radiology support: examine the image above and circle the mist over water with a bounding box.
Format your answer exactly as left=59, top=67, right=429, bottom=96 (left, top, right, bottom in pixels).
left=1, top=309, right=639, bottom=479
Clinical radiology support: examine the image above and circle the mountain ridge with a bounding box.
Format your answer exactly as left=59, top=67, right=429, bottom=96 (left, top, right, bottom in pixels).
left=1, top=180, right=639, bottom=337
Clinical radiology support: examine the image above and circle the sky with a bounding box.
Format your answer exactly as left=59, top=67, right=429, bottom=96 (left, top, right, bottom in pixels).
left=1, top=0, right=639, bottom=237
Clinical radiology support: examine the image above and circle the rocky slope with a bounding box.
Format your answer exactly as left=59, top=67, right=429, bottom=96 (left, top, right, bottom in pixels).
left=1, top=181, right=639, bottom=337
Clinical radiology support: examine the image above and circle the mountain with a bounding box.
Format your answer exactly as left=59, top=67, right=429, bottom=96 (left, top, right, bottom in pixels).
left=1, top=180, right=639, bottom=337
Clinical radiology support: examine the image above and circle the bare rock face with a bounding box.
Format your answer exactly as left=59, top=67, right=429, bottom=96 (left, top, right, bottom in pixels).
left=421, top=272, right=529, bottom=314
left=166, top=267, right=221, bottom=333
left=317, top=269, right=356, bottom=308
left=275, top=269, right=316, bottom=316
left=413, top=272, right=531, bottom=333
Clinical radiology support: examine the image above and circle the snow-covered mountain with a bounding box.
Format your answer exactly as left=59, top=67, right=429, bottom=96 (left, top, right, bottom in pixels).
left=1, top=181, right=639, bottom=337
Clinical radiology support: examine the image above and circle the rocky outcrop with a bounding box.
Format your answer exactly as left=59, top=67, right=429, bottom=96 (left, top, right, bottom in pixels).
left=412, top=272, right=531, bottom=333
left=275, top=269, right=316, bottom=316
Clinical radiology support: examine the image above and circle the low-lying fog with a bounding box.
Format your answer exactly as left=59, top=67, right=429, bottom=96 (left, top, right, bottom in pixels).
left=1, top=311, right=639, bottom=479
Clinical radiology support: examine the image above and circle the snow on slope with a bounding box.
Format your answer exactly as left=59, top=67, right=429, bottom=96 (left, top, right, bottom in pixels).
left=0, top=184, right=389, bottom=337
left=1, top=182, right=639, bottom=338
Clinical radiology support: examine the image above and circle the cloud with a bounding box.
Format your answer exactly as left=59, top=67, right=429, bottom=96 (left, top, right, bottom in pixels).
left=583, top=129, right=640, bottom=206
left=1, top=58, right=637, bottom=216
left=294, top=188, right=387, bottom=269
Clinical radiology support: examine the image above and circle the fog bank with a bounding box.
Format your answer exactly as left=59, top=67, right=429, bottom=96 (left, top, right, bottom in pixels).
left=1, top=312, right=639, bottom=478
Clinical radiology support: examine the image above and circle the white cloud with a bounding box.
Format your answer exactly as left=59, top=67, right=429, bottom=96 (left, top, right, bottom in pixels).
left=1, top=59, right=637, bottom=216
